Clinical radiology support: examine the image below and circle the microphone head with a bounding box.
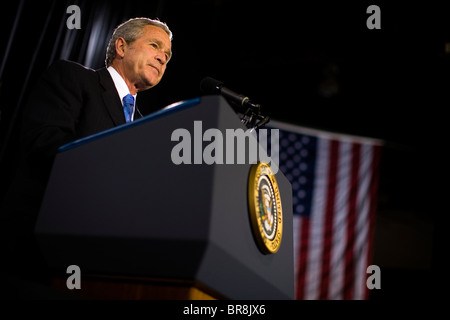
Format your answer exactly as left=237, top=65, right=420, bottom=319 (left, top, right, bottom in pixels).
left=200, top=77, right=223, bottom=94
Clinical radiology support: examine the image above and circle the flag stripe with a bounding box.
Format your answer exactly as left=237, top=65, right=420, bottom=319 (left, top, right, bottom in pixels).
left=364, top=145, right=382, bottom=300
left=319, top=140, right=339, bottom=299
left=305, top=137, right=329, bottom=299
left=342, top=143, right=361, bottom=299
left=329, top=141, right=351, bottom=299
left=353, top=143, right=373, bottom=299
left=295, top=215, right=310, bottom=300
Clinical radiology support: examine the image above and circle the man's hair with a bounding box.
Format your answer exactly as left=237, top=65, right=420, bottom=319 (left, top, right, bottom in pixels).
left=105, top=17, right=172, bottom=67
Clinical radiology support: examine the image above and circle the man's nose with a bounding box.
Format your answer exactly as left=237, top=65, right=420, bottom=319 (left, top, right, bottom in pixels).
left=155, top=52, right=166, bottom=65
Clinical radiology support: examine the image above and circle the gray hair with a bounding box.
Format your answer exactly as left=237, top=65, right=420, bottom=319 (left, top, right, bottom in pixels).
left=105, top=17, right=172, bottom=67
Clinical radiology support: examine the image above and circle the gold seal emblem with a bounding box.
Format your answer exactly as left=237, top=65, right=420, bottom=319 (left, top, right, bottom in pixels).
left=248, top=162, right=283, bottom=254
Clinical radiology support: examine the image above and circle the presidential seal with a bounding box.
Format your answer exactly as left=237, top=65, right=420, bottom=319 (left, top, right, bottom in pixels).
left=248, top=162, right=283, bottom=254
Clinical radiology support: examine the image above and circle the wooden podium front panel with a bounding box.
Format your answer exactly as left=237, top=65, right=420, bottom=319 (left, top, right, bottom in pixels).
left=51, top=275, right=218, bottom=300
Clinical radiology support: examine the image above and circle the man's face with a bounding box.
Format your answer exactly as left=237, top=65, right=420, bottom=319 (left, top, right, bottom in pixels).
left=122, top=25, right=172, bottom=91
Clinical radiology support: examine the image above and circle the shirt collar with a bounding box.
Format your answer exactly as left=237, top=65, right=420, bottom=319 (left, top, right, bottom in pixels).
left=107, top=66, right=137, bottom=102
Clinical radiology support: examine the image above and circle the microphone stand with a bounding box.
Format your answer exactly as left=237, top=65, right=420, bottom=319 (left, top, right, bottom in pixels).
left=228, top=100, right=270, bottom=131
left=200, top=77, right=271, bottom=131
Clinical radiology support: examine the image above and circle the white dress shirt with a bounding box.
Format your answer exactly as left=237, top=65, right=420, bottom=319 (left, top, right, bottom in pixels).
left=107, top=66, right=137, bottom=121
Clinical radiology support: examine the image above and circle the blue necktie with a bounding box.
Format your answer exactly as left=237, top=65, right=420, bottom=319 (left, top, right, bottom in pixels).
left=122, top=94, right=134, bottom=123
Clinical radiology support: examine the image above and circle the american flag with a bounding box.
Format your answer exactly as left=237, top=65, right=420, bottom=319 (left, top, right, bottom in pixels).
left=265, top=120, right=382, bottom=300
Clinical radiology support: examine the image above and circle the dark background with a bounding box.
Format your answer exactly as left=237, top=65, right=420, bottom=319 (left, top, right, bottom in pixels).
left=0, top=0, right=448, bottom=300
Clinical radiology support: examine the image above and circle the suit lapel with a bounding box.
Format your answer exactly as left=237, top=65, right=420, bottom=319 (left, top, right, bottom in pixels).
left=97, top=67, right=126, bottom=126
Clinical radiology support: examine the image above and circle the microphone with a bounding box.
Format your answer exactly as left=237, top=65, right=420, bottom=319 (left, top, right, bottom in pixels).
left=200, top=77, right=260, bottom=110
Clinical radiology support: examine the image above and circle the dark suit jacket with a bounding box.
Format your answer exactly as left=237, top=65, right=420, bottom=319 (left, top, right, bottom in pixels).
left=22, top=59, right=141, bottom=167
left=1, top=60, right=142, bottom=279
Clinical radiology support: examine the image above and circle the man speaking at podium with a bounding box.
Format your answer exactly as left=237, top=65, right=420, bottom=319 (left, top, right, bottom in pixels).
left=1, top=17, right=173, bottom=298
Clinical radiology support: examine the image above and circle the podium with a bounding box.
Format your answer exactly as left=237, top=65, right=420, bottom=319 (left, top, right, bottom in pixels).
left=35, top=95, right=294, bottom=300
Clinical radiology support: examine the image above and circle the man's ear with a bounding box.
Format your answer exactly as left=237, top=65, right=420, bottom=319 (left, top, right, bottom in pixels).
left=115, top=37, right=127, bottom=59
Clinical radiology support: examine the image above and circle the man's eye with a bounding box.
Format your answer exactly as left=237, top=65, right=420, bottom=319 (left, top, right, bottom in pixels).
left=150, top=43, right=158, bottom=48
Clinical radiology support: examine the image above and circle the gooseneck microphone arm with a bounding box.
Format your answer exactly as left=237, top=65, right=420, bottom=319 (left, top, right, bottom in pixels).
left=200, top=77, right=270, bottom=130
